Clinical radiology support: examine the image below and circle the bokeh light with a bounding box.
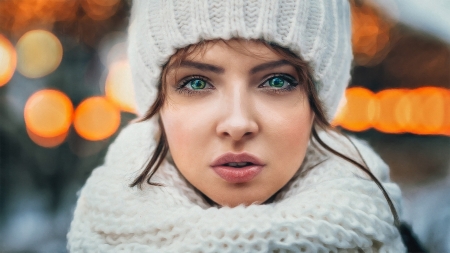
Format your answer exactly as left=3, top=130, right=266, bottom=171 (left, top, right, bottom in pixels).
left=16, top=30, right=63, bottom=78
left=106, top=41, right=127, bottom=66
left=335, top=87, right=450, bottom=136
left=443, top=90, right=450, bottom=136
left=27, top=128, right=68, bottom=148
left=82, top=0, right=121, bottom=21
left=351, top=2, right=393, bottom=66
left=73, top=96, right=121, bottom=141
left=24, top=89, right=73, bottom=138
left=0, top=0, right=79, bottom=36
left=0, top=34, right=17, bottom=86
left=333, top=87, right=376, bottom=131
left=374, top=89, right=408, bottom=133
left=98, top=32, right=127, bottom=66
left=105, top=60, right=137, bottom=113
left=407, top=87, right=448, bottom=135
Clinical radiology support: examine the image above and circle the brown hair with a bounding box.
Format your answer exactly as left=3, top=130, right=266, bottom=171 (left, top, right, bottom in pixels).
left=129, top=39, right=400, bottom=227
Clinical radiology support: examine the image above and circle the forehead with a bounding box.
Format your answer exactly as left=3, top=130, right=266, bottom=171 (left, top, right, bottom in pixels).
left=169, top=39, right=282, bottom=66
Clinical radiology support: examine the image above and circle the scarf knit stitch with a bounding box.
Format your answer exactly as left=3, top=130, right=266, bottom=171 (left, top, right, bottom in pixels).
left=67, top=120, right=406, bottom=252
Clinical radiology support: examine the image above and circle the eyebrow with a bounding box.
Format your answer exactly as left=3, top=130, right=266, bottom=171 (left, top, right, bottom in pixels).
left=178, top=60, right=225, bottom=74
left=250, top=60, right=292, bottom=74
left=174, top=59, right=292, bottom=74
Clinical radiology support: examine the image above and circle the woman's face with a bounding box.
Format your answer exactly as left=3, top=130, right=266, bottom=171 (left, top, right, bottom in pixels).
left=160, top=40, right=314, bottom=207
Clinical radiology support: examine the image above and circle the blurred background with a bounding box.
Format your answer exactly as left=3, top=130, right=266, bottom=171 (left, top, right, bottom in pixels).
left=0, top=0, right=449, bottom=252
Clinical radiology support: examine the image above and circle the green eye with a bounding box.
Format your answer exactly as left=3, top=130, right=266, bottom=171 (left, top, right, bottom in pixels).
left=268, top=77, right=286, bottom=88
left=190, top=79, right=207, bottom=90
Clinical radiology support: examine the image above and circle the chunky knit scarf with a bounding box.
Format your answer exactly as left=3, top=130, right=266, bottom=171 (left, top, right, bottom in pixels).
left=67, top=120, right=406, bottom=252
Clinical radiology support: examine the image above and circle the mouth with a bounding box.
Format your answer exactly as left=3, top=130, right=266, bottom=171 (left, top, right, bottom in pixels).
left=210, top=153, right=265, bottom=183
left=222, top=162, right=255, bottom=168
left=210, top=152, right=264, bottom=167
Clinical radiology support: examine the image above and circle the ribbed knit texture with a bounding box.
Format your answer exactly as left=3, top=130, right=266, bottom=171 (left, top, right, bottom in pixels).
left=127, top=0, right=352, bottom=120
left=67, top=121, right=406, bottom=252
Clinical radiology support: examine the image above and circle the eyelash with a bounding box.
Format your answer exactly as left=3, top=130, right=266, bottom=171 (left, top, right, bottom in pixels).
left=258, top=73, right=299, bottom=94
left=175, top=74, right=299, bottom=95
left=175, top=75, right=213, bottom=96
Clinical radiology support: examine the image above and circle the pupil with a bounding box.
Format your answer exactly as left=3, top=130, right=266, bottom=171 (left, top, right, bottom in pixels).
left=191, top=79, right=206, bottom=89
left=270, top=78, right=284, bottom=87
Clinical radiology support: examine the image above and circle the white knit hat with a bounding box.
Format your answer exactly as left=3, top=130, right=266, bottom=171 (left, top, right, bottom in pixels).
left=128, top=0, right=352, bottom=120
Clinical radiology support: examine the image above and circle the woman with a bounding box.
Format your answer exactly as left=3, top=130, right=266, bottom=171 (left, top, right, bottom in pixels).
left=68, top=0, right=406, bottom=251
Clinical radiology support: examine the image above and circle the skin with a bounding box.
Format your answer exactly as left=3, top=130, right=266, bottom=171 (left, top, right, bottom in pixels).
left=160, top=40, right=314, bottom=207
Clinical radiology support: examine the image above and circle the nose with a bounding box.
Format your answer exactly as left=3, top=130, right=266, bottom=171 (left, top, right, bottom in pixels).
left=216, top=89, right=259, bottom=141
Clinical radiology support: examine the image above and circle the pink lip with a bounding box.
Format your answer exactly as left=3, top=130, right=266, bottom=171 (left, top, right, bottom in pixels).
left=210, top=152, right=265, bottom=184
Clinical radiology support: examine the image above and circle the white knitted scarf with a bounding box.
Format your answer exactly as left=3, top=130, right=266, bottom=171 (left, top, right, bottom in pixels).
left=67, top=120, right=406, bottom=252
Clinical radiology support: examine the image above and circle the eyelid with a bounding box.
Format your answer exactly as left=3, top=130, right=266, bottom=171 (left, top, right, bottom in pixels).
left=174, top=75, right=215, bottom=97
left=258, top=73, right=299, bottom=87
left=176, top=75, right=213, bottom=90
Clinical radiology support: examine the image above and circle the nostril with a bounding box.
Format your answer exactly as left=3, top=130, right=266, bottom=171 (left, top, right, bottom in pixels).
left=222, top=132, right=231, bottom=137
left=215, top=116, right=259, bottom=140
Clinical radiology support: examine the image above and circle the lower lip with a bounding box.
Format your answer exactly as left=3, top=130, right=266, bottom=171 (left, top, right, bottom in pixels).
left=211, top=165, right=263, bottom=184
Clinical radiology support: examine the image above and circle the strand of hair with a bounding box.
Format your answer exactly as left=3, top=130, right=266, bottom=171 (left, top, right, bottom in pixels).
left=311, top=128, right=400, bottom=227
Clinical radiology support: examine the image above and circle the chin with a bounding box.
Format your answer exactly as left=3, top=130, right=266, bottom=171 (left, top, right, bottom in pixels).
left=217, top=199, right=263, bottom=208
left=206, top=186, right=272, bottom=207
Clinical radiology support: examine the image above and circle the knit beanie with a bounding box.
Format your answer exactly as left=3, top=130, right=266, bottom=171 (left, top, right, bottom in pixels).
left=128, top=0, right=352, bottom=120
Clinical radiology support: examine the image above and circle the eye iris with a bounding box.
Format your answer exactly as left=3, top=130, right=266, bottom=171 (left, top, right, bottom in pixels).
left=190, top=79, right=206, bottom=90
left=269, top=77, right=285, bottom=88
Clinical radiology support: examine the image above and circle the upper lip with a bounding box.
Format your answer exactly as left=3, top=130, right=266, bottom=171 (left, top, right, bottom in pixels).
left=210, top=152, right=265, bottom=167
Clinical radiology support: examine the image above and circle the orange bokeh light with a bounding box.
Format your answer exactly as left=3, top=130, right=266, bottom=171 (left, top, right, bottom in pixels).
left=373, top=89, right=410, bottom=134
left=408, top=87, right=448, bottom=135
left=82, top=0, right=120, bottom=21
left=24, top=89, right=73, bottom=138
left=27, top=127, right=68, bottom=148
left=0, top=34, right=17, bottom=86
left=351, top=2, right=392, bottom=66
left=105, top=60, right=137, bottom=113
left=334, top=87, right=376, bottom=132
left=0, top=0, right=79, bottom=35
left=442, top=89, right=450, bottom=136
left=73, top=96, right=121, bottom=141
left=335, top=87, right=450, bottom=136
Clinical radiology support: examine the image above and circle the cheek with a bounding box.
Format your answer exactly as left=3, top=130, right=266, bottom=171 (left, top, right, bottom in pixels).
left=280, top=116, right=312, bottom=165
left=283, top=110, right=313, bottom=147
left=160, top=103, right=214, bottom=164
left=256, top=96, right=313, bottom=169
left=162, top=112, right=188, bottom=148
left=258, top=95, right=313, bottom=140
left=161, top=111, right=194, bottom=161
